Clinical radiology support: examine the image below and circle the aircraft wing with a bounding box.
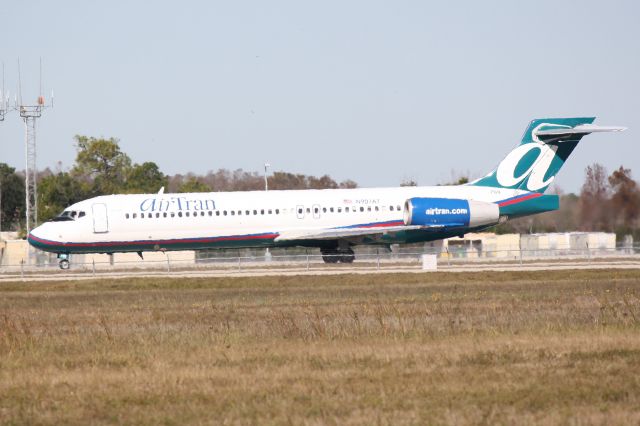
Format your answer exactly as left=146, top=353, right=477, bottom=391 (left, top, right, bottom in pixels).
left=274, top=224, right=448, bottom=242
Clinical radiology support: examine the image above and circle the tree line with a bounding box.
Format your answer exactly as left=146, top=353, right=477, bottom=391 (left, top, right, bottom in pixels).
left=493, top=164, right=640, bottom=239
left=0, top=136, right=358, bottom=230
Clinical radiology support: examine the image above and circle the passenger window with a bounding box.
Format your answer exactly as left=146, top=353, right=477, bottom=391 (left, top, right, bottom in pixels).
left=306, top=208, right=310, bottom=214
left=79, top=211, right=86, bottom=218
left=275, top=209, right=279, bottom=214
left=330, top=207, right=334, bottom=213
left=133, top=213, right=137, bottom=219
left=268, top=209, right=272, bottom=214
left=156, top=213, right=160, bottom=218
left=231, top=211, right=235, bottom=216
left=253, top=210, right=258, bottom=215
left=163, top=212, right=168, bottom=218
left=216, top=211, right=220, bottom=216
left=345, top=207, right=349, bottom=212
left=338, top=207, right=342, bottom=213
left=186, top=212, right=190, bottom=217
left=246, top=210, right=250, bottom=215
left=390, top=206, right=394, bottom=211
left=322, top=207, right=326, bottom=213
left=141, top=213, right=145, bottom=218
left=224, top=211, right=228, bottom=216
left=367, top=206, right=371, bottom=212
left=171, top=212, right=175, bottom=217
left=375, top=206, right=379, bottom=211
left=201, top=211, right=205, bottom=216
left=314, top=207, right=318, bottom=214
left=126, top=213, right=130, bottom=219
left=208, top=211, right=212, bottom=216
left=360, top=207, right=364, bottom=212
left=397, top=205, right=401, bottom=211
left=297, top=208, right=302, bottom=214
left=261, top=209, right=265, bottom=215
left=178, top=212, right=183, bottom=217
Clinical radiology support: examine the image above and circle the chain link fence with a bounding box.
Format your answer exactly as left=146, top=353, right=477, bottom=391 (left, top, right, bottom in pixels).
left=1, top=244, right=640, bottom=279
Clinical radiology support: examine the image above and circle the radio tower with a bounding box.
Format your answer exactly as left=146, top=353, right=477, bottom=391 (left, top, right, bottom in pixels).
left=0, top=62, right=7, bottom=122
left=18, top=58, right=53, bottom=236
left=0, top=63, right=6, bottom=239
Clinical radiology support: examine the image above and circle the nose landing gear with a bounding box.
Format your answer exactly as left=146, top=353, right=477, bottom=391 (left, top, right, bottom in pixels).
left=57, top=253, right=70, bottom=270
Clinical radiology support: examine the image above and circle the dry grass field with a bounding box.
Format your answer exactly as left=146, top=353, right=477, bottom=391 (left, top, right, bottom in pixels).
left=1, top=270, right=640, bottom=425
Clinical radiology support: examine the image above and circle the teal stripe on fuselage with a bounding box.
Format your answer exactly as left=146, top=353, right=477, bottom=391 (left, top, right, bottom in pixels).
left=28, top=226, right=485, bottom=255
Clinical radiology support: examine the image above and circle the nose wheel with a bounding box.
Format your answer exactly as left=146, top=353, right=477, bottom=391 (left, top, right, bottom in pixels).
left=57, top=254, right=71, bottom=270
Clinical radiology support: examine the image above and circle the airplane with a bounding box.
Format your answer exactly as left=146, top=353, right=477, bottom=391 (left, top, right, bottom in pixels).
left=28, top=117, right=625, bottom=269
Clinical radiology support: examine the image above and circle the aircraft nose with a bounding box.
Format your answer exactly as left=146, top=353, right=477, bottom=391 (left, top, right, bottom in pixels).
left=27, top=225, right=43, bottom=245
left=27, top=224, right=53, bottom=249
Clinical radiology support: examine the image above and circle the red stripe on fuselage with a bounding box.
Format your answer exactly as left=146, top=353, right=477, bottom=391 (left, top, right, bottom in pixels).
left=355, top=220, right=404, bottom=228
left=28, top=232, right=279, bottom=249
left=498, top=192, right=542, bottom=207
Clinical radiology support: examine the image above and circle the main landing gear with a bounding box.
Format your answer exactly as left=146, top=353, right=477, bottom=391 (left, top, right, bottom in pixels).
left=321, top=247, right=355, bottom=264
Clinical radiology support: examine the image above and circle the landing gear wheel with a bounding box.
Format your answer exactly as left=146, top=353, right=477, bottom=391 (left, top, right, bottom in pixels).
left=59, top=259, right=70, bottom=270
left=321, top=248, right=355, bottom=264
left=339, top=248, right=355, bottom=264
left=321, top=249, right=340, bottom=263
left=340, top=254, right=355, bottom=263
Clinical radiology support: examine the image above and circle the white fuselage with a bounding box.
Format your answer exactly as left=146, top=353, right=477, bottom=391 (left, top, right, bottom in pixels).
left=28, top=184, right=520, bottom=254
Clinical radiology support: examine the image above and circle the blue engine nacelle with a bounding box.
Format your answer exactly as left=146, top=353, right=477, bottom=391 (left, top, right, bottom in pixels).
left=403, top=197, right=499, bottom=228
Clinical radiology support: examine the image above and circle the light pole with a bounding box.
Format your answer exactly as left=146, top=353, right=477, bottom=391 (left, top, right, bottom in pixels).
left=264, top=162, right=271, bottom=262
left=264, top=162, right=270, bottom=191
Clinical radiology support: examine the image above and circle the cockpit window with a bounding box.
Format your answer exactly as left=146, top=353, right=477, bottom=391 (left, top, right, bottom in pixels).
left=50, top=210, right=86, bottom=222
left=51, top=210, right=75, bottom=222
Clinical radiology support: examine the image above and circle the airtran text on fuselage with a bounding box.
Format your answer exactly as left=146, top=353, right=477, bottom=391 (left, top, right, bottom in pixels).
left=140, top=197, right=216, bottom=212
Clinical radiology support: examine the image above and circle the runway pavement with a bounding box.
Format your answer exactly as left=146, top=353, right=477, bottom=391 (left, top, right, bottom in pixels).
left=1, top=259, right=639, bottom=282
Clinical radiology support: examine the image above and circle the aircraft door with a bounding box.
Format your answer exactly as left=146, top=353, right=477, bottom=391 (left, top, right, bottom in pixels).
left=312, top=204, right=321, bottom=219
left=92, top=203, right=109, bottom=233
left=296, top=205, right=305, bottom=219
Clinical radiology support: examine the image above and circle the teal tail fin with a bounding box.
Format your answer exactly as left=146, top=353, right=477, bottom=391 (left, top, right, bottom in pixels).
left=470, top=117, right=625, bottom=194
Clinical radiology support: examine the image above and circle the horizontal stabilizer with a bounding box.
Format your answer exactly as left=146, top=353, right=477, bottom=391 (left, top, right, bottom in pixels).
left=535, top=124, right=626, bottom=137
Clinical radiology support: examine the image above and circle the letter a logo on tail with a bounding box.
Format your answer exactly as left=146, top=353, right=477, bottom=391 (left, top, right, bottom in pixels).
left=469, top=117, right=625, bottom=194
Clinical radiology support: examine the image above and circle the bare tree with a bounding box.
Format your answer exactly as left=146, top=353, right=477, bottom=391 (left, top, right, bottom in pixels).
left=608, top=166, right=640, bottom=234
left=579, top=163, right=611, bottom=231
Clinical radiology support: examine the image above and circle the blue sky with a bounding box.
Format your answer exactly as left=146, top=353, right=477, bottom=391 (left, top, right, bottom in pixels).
left=1, top=0, right=638, bottom=192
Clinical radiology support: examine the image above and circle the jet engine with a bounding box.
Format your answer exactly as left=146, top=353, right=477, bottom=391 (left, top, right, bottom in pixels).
left=403, top=197, right=499, bottom=228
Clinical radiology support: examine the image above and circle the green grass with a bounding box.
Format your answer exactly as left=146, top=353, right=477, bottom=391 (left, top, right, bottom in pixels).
left=1, top=270, right=640, bottom=424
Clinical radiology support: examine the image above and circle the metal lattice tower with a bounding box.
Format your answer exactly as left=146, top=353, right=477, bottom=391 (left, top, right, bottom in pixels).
left=17, top=59, right=52, bottom=236
left=20, top=105, right=42, bottom=234
left=0, top=62, right=6, bottom=122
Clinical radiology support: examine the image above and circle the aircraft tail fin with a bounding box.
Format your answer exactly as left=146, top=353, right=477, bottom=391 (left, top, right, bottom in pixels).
left=469, top=117, right=626, bottom=194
